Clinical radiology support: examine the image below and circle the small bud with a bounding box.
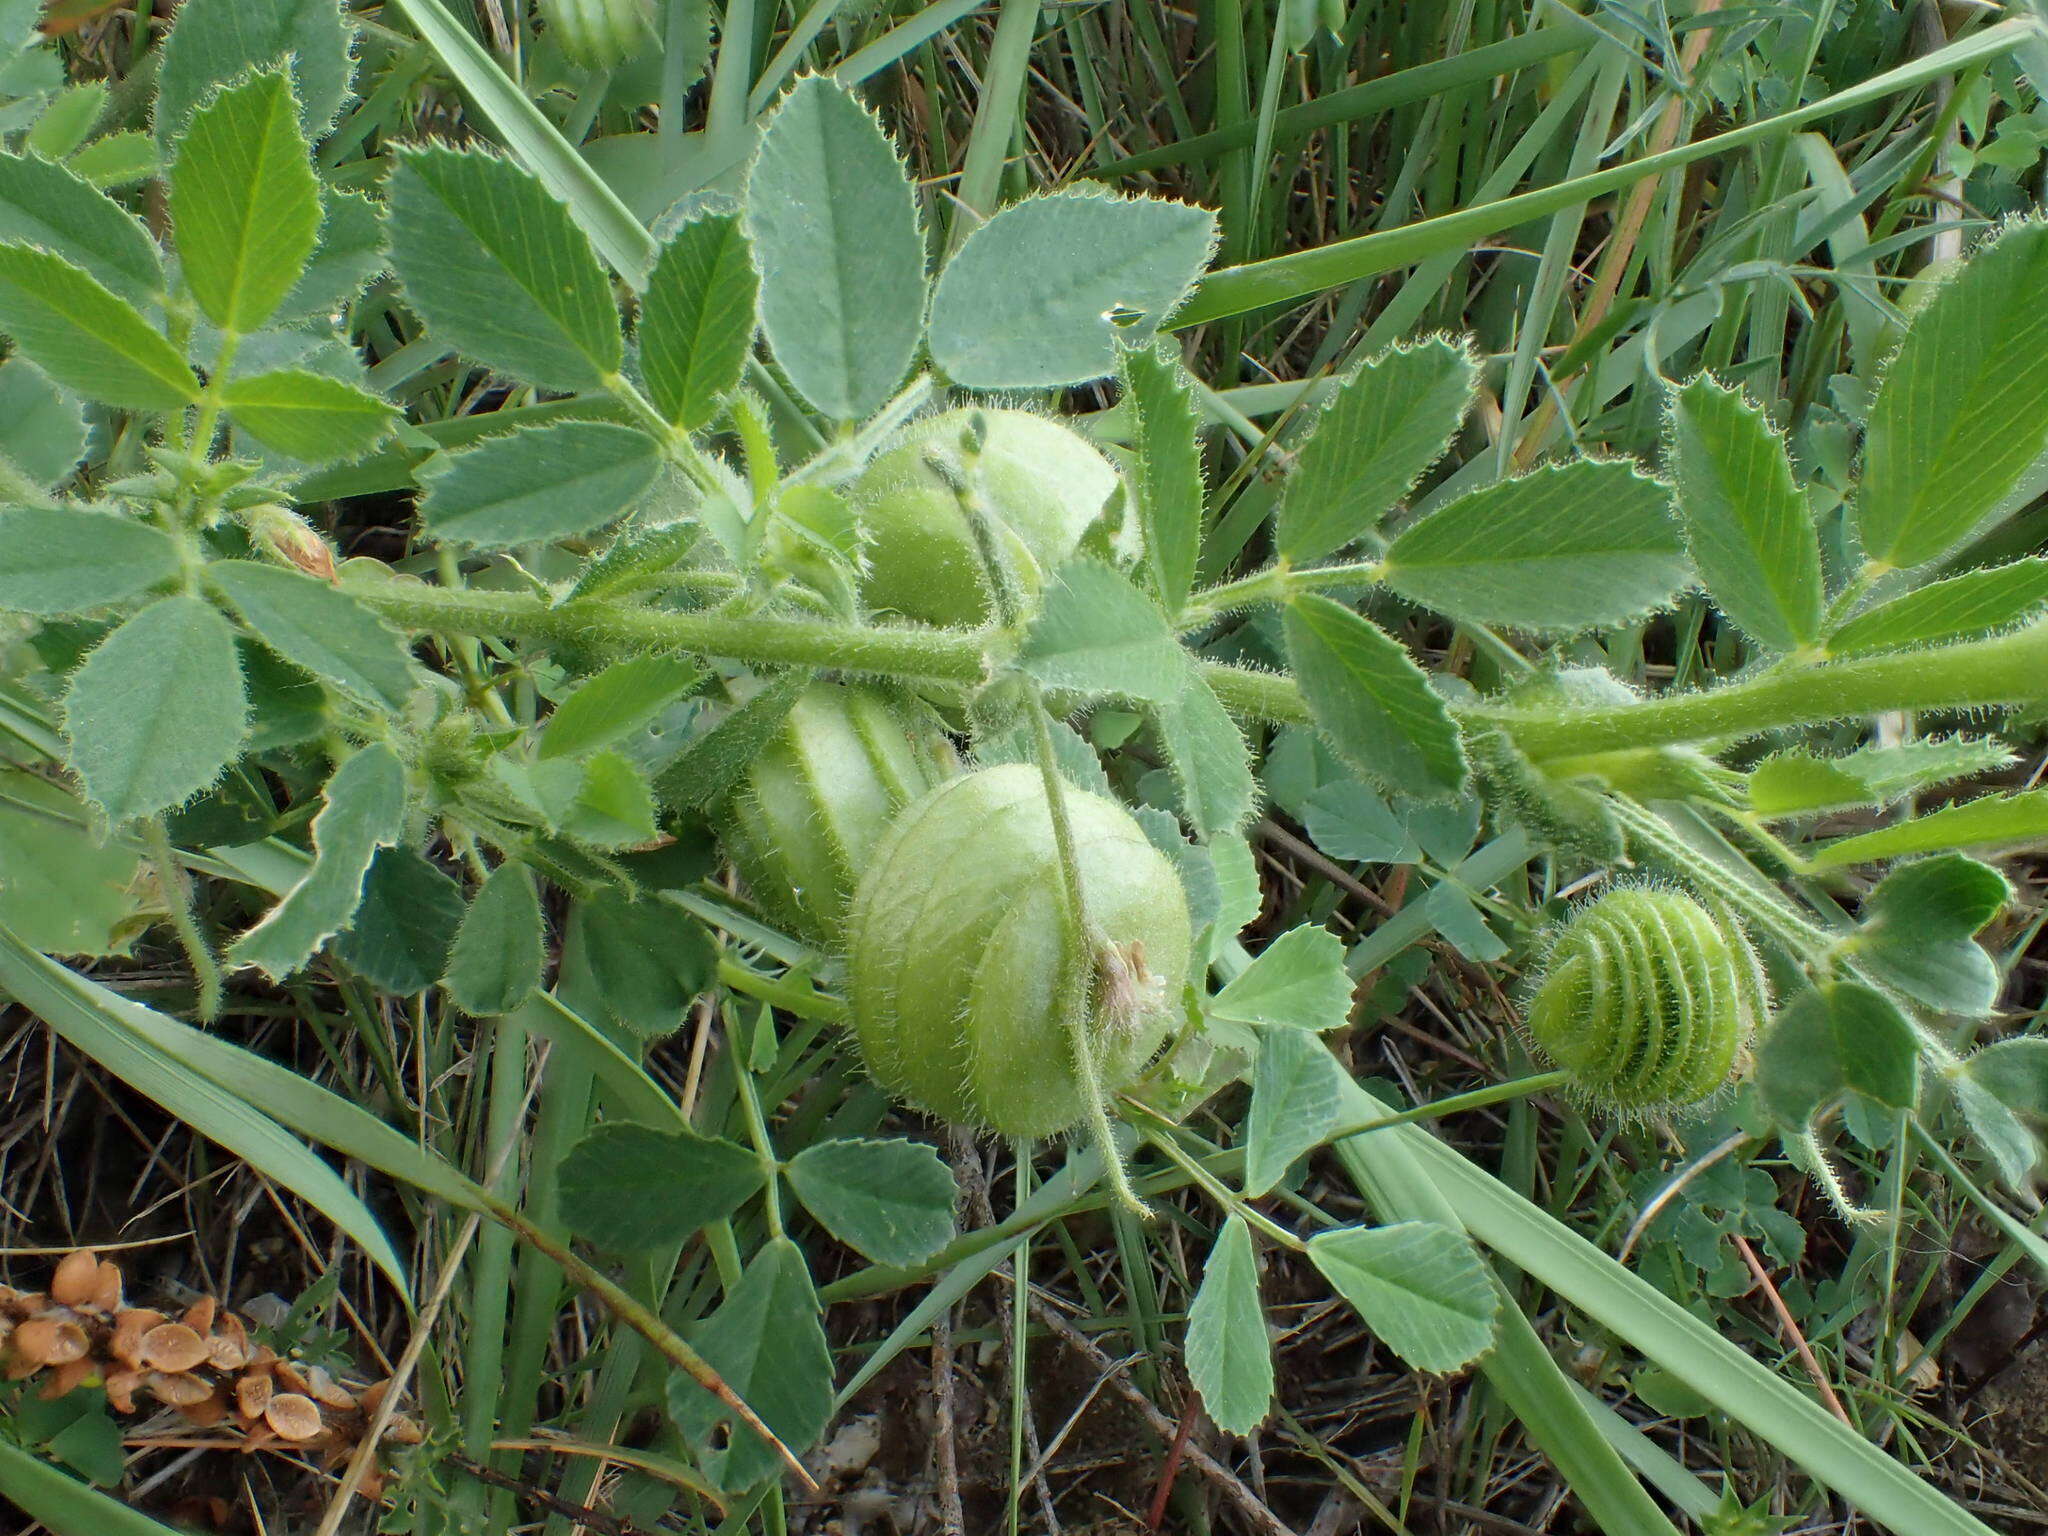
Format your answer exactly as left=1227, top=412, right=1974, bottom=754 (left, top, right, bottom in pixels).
left=246, top=504, right=338, bottom=582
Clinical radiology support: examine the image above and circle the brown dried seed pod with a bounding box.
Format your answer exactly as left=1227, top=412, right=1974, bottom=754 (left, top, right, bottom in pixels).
left=148, top=1370, right=214, bottom=1407
left=299, top=1364, right=356, bottom=1410
left=109, top=1308, right=164, bottom=1367
left=12, top=1315, right=90, bottom=1367
left=206, top=1313, right=250, bottom=1371
left=180, top=1296, right=216, bottom=1335
left=265, top=1392, right=323, bottom=1442
left=50, top=1250, right=99, bottom=1308
left=236, top=1371, right=272, bottom=1424
left=356, top=1378, right=390, bottom=1415
left=384, top=1414, right=423, bottom=1445
left=89, top=1261, right=123, bottom=1314
left=104, top=1368, right=144, bottom=1414
left=139, top=1322, right=209, bottom=1373
left=179, top=1391, right=227, bottom=1428
left=39, top=1357, right=96, bottom=1399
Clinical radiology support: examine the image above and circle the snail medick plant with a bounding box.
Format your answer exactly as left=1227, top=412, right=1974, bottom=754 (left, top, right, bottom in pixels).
left=1, top=0, right=2046, bottom=1530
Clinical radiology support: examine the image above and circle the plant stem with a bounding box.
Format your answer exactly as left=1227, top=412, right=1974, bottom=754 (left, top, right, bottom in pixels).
left=141, top=817, right=224, bottom=1020
left=1180, top=558, right=1383, bottom=628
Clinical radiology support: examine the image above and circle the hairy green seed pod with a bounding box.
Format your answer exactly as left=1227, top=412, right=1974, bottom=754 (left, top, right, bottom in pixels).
left=543, top=0, right=653, bottom=69
left=850, top=408, right=1120, bottom=628
left=1523, top=887, right=1762, bottom=1116
left=845, top=763, right=1191, bottom=1139
left=720, top=681, right=959, bottom=940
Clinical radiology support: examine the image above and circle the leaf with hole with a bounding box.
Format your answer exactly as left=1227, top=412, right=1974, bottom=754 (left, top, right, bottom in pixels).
left=1278, top=337, right=1475, bottom=565
left=745, top=77, right=923, bottom=420
left=929, top=186, right=1216, bottom=389
left=1308, top=1220, right=1499, bottom=1373
left=64, top=596, right=248, bottom=826
left=1382, top=460, right=1688, bottom=634
left=1185, top=1216, right=1273, bottom=1435
left=786, top=1137, right=957, bottom=1267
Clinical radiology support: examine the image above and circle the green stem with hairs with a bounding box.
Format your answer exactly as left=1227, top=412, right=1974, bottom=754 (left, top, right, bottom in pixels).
left=349, top=581, right=2048, bottom=758
left=141, top=816, right=224, bottom=1020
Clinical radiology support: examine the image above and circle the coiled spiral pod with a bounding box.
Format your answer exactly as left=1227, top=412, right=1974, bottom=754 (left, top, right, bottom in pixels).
left=541, top=0, right=653, bottom=70
left=844, top=763, right=1191, bottom=1140
left=1523, top=887, right=1762, bottom=1116
left=719, top=680, right=959, bottom=942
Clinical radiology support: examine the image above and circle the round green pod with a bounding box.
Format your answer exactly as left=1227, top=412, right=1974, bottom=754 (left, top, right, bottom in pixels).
left=720, top=681, right=959, bottom=940
left=844, top=763, right=1191, bottom=1139
left=1523, top=886, right=1762, bottom=1117
left=850, top=408, right=1120, bottom=628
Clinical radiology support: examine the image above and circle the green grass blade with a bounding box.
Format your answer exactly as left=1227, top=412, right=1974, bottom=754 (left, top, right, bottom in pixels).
left=1176, top=20, right=2044, bottom=327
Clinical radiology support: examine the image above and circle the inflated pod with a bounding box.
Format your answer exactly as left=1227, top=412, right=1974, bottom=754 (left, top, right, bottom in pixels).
left=849, top=408, right=1121, bottom=628
left=844, top=763, right=1190, bottom=1139
left=721, top=681, right=959, bottom=941
left=1523, top=886, right=1762, bottom=1116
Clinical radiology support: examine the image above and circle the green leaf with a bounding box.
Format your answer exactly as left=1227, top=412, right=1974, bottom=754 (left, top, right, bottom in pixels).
left=1304, top=779, right=1419, bottom=864
left=1851, top=854, right=2010, bottom=1017
left=667, top=1236, right=834, bottom=1491
left=0, top=507, right=179, bottom=615
left=420, top=420, right=661, bottom=548
left=0, top=150, right=162, bottom=302
left=652, top=670, right=810, bottom=811
left=0, top=927, right=413, bottom=1298
left=929, top=186, right=1216, bottom=390
left=1819, top=982, right=1922, bottom=1110
left=278, top=187, right=386, bottom=323
left=1184, top=1216, right=1274, bottom=1435
left=443, top=862, right=544, bottom=1015
left=27, top=81, right=109, bottom=161
left=785, top=1137, right=957, bottom=1267
left=68, top=130, right=159, bottom=191
left=558, top=1120, right=764, bottom=1250
left=1754, top=993, right=1845, bottom=1128
left=1283, top=594, right=1467, bottom=798
left=155, top=0, right=356, bottom=139
left=540, top=654, right=705, bottom=760
left=1308, top=1221, right=1500, bottom=1373
left=0, top=245, right=198, bottom=410
left=1156, top=669, right=1256, bottom=838
left=387, top=145, right=623, bottom=392
left=1016, top=560, right=1187, bottom=701
left=563, top=888, right=715, bottom=1038
left=1947, top=1069, right=2040, bottom=1189
left=170, top=69, right=320, bottom=332
left=1244, top=1025, right=1345, bottom=1195
left=0, top=358, right=87, bottom=488
left=1382, top=460, right=1688, bottom=634
left=1807, top=789, right=2048, bottom=871
left=744, top=77, right=924, bottom=419
left=332, top=846, right=465, bottom=993
left=1858, top=220, right=2048, bottom=570
left=229, top=745, right=406, bottom=981
left=639, top=212, right=757, bottom=430
left=1666, top=375, right=1822, bottom=652
left=1211, top=924, right=1352, bottom=1032
left=1277, top=337, right=1476, bottom=565
left=1120, top=342, right=1205, bottom=616
left=1747, top=738, right=2014, bottom=818
left=541, top=748, right=659, bottom=848
left=1826, top=559, right=2048, bottom=657
left=1963, top=1038, right=2048, bottom=1122
left=64, top=596, right=248, bottom=826
left=222, top=369, right=397, bottom=462
left=209, top=559, right=419, bottom=711
left=0, top=775, right=145, bottom=957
